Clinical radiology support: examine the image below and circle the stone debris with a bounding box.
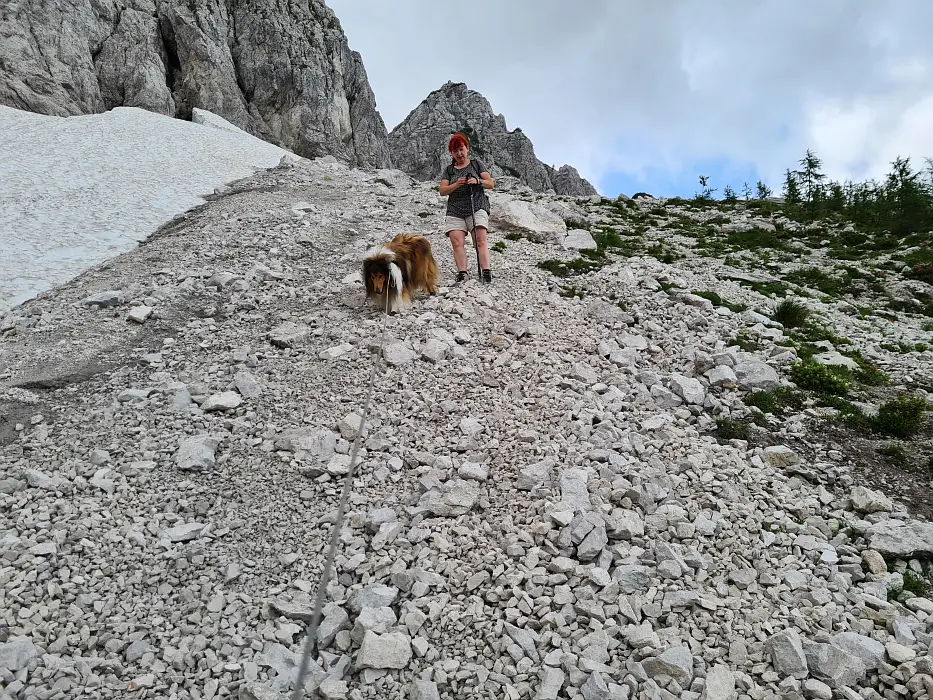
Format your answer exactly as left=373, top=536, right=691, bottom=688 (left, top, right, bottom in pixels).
left=2, top=153, right=932, bottom=700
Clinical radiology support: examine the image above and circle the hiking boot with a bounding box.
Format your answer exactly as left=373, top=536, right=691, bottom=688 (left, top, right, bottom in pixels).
left=455, top=270, right=467, bottom=284
left=482, top=269, right=492, bottom=284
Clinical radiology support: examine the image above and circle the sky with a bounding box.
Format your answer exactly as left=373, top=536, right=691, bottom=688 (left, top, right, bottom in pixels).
left=325, top=0, right=933, bottom=199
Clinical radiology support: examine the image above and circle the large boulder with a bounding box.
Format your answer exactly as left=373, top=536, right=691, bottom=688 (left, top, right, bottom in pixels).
left=490, top=195, right=568, bottom=244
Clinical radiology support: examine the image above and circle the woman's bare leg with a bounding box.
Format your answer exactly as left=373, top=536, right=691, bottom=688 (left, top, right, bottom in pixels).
left=472, top=226, right=491, bottom=270
left=449, top=230, right=468, bottom=271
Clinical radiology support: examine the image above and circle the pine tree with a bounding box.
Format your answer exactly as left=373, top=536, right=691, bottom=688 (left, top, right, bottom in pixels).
left=796, top=149, right=826, bottom=204
left=695, top=175, right=716, bottom=202
left=756, top=181, right=772, bottom=200
left=782, top=170, right=801, bottom=205
left=723, top=185, right=738, bottom=202
left=827, top=182, right=846, bottom=213
left=741, top=182, right=753, bottom=200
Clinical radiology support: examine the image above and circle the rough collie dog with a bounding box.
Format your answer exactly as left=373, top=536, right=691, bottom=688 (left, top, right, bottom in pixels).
left=362, top=234, right=439, bottom=313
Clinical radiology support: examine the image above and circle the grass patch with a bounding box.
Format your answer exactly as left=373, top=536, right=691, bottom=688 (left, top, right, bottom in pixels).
left=772, top=299, right=810, bottom=328
left=592, top=229, right=644, bottom=257
left=786, top=267, right=848, bottom=297
left=537, top=257, right=603, bottom=278
left=558, top=285, right=586, bottom=299
left=903, top=248, right=933, bottom=267
left=534, top=227, right=649, bottom=281
left=504, top=232, right=523, bottom=241
left=788, top=321, right=851, bottom=348
left=726, top=227, right=795, bottom=251
left=907, top=263, right=933, bottom=285
left=692, top=290, right=747, bottom=313
left=647, top=243, right=680, bottom=264
left=491, top=241, right=506, bottom=253
left=743, top=388, right=804, bottom=415
left=729, top=331, right=761, bottom=352
left=878, top=443, right=910, bottom=467
left=735, top=278, right=792, bottom=297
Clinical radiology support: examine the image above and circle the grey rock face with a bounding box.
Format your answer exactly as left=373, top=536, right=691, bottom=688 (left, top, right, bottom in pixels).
left=548, top=164, right=598, bottom=197
left=0, top=0, right=391, bottom=167
left=388, top=81, right=596, bottom=195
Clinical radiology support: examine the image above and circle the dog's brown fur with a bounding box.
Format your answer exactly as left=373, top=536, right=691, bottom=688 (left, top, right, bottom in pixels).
left=362, top=234, right=439, bottom=313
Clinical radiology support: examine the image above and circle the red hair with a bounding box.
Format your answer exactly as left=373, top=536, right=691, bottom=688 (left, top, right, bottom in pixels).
left=448, top=133, right=469, bottom=152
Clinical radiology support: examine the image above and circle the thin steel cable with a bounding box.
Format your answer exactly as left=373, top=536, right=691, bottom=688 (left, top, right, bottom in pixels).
left=289, top=283, right=392, bottom=700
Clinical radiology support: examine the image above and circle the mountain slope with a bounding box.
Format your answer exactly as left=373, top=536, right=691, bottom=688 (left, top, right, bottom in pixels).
left=1, top=135, right=932, bottom=699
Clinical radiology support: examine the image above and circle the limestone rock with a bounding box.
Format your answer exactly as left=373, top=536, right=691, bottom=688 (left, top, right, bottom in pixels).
left=850, top=485, right=893, bottom=514
left=355, top=631, right=412, bottom=670
left=765, top=629, right=808, bottom=679
left=0, top=0, right=392, bottom=167
left=562, top=229, right=597, bottom=250
left=175, top=434, right=222, bottom=471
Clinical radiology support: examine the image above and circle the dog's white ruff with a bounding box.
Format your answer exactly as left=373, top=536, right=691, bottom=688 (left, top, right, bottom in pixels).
left=388, top=262, right=403, bottom=307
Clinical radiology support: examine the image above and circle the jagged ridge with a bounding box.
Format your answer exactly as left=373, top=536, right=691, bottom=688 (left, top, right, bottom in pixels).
left=388, top=81, right=597, bottom=197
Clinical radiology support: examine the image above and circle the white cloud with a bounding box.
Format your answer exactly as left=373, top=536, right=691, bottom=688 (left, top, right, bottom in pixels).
left=326, top=0, right=933, bottom=195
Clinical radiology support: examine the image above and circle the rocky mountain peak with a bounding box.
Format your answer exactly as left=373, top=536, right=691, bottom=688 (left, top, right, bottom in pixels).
left=388, top=81, right=597, bottom=196
left=0, top=0, right=392, bottom=168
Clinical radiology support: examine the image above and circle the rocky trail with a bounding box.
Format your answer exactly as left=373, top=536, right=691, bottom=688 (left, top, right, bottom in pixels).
left=1, top=156, right=932, bottom=700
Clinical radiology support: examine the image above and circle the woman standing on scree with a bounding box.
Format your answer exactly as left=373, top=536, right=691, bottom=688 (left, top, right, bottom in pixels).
left=439, top=133, right=495, bottom=284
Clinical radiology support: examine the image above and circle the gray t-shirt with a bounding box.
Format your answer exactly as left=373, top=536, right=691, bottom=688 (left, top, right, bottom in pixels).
left=442, top=159, right=490, bottom=218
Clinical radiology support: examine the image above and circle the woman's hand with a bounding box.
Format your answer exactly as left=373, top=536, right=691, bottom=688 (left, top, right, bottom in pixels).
left=457, top=177, right=467, bottom=185
left=466, top=177, right=478, bottom=185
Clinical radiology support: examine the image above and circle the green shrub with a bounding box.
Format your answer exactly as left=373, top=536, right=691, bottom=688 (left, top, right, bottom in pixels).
left=716, top=418, right=750, bottom=441
left=790, top=361, right=849, bottom=395
left=565, top=218, right=590, bottom=230
left=902, top=570, right=932, bottom=598
left=873, top=396, right=927, bottom=439
left=491, top=241, right=506, bottom=253
left=504, top=232, right=523, bottom=241
left=729, top=332, right=761, bottom=352
left=744, top=388, right=804, bottom=415
left=772, top=299, right=810, bottom=328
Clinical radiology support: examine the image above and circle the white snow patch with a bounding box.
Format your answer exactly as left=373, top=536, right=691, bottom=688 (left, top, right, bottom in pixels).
left=0, top=105, right=302, bottom=308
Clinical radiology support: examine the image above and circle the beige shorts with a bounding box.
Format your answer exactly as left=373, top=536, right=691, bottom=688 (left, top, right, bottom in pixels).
left=445, top=210, right=489, bottom=235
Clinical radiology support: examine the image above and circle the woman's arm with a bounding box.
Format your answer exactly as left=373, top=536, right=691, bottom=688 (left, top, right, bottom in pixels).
left=439, top=179, right=464, bottom=196
left=465, top=172, right=495, bottom=189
